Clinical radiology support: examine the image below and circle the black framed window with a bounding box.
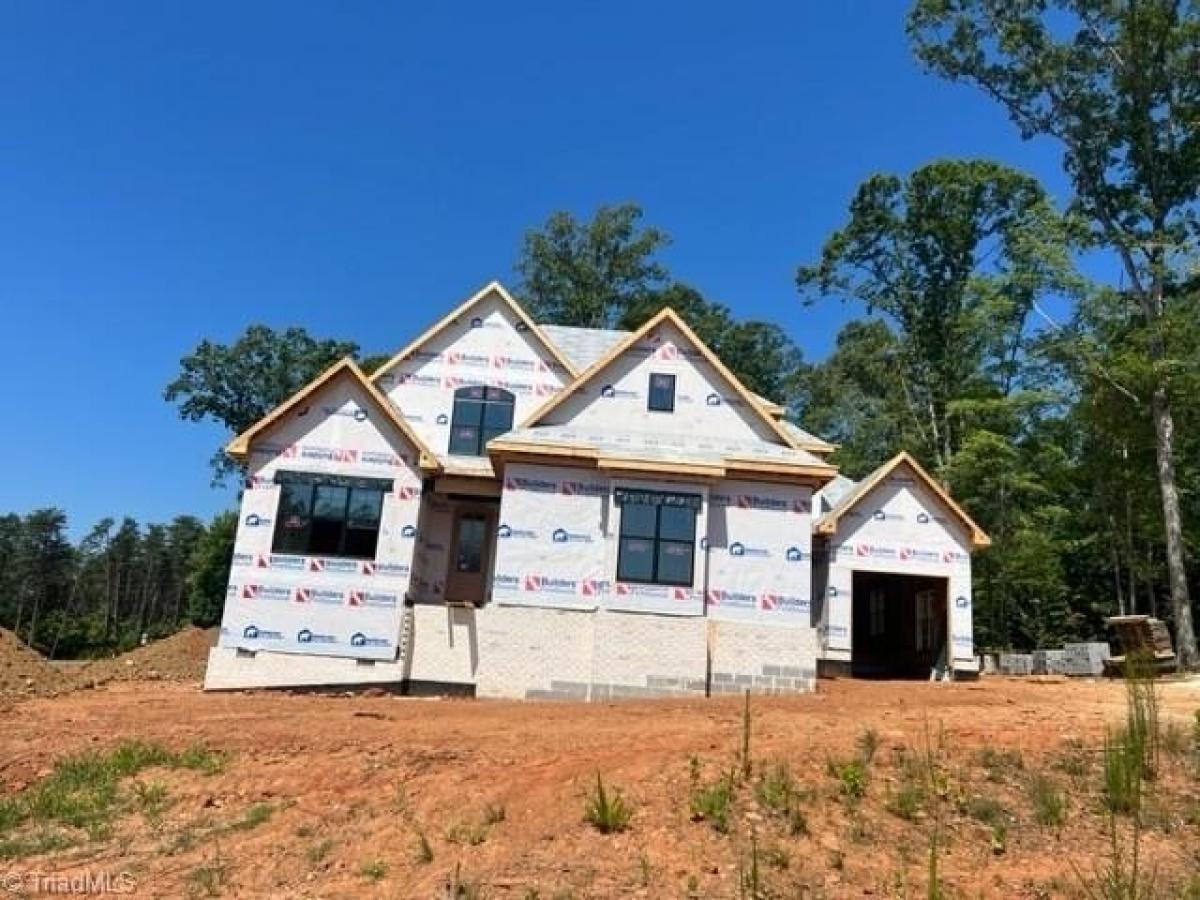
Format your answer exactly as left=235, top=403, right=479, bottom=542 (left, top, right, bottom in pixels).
left=271, top=471, right=391, bottom=559
left=615, top=489, right=699, bottom=586
left=448, top=386, right=515, bottom=456
left=648, top=373, right=676, bottom=412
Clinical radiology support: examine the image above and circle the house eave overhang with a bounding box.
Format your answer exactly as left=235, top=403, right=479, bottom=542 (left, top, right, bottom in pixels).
left=488, top=439, right=839, bottom=487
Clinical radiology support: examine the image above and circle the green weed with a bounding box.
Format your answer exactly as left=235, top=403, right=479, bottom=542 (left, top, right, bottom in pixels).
left=584, top=773, right=630, bottom=834
left=689, top=764, right=735, bottom=834
left=1028, top=773, right=1066, bottom=830
left=358, top=858, right=388, bottom=881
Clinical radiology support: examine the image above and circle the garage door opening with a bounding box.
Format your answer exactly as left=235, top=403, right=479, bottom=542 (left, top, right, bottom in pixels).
left=851, top=572, right=947, bottom=678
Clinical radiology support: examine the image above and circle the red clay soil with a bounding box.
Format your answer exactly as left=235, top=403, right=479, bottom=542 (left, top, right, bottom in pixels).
left=0, top=628, right=68, bottom=700
left=69, top=627, right=217, bottom=689
left=0, top=676, right=1197, bottom=898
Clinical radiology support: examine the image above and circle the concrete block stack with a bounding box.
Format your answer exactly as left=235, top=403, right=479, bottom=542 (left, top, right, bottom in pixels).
left=1031, top=648, right=1068, bottom=675
left=998, top=652, right=1034, bottom=675
left=1062, top=642, right=1111, bottom=676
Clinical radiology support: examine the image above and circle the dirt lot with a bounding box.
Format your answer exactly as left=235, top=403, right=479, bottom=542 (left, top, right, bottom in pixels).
left=0, top=676, right=1197, bottom=899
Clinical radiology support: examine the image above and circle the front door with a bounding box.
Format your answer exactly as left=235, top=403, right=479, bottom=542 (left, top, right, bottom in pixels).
left=445, top=506, right=496, bottom=605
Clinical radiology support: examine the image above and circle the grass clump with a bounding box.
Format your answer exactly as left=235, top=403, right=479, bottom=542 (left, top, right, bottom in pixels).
left=446, top=802, right=506, bottom=846
left=754, top=761, right=800, bottom=814
left=584, top=773, right=630, bottom=834
left=1028, top=773, right=1066, bottom=830
left=688, top=759, right=735, bottom=834
left=358, top=858, right=388, bottom=881
left=190, top=846, right=229, bottom=898
left=232, top=802, right=276, bottom=831
left=827, top=757, right=868, bottom=802
left=885, top=749, right=927, bottom=821
left=754, top=761, right=813, bottom=836
left=856, top=728, right=880, bottom=765
left=977, top=746, right=1024, bottom=783
left=445, top=820, right=490, bottom=846
left=447, top=862, right=486, bottom=899
left=414, top=825, right=434, bottom=863
left=132, top=780, right=171, bottom=825
left=0, top=738, right=225, bottom=855
left=306, top=838, right=334, bottom=864
left=482, top=802, right=506, bottom=826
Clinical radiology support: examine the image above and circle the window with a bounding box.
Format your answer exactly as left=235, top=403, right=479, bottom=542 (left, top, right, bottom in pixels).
left=647, top=373, right=675, bottom=412
left=448, top=386, right=515, bottom=456
left=271, top=472, right=390, bottom=559
left=615, top=489, right=700, bottom=586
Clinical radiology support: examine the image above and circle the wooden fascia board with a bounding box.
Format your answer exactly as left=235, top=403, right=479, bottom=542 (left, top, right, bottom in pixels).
left=369, top=281, right=578, bottom=384
left=225, top=358, right=440, bottom=472
left=815, top=452, right=991, bottom=550
left=519, top=308, right=801, bottom=452
left=518, top=307, right=675, bottom=427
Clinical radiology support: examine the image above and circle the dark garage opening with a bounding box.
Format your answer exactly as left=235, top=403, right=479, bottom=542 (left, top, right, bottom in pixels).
left=851, top=571, right=948, bottom=678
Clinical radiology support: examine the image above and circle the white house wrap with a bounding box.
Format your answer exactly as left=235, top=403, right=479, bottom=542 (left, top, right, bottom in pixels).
left=205, top=282, right=989, bottom=696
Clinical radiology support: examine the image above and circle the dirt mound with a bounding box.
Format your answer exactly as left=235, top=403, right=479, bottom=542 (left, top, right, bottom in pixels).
left=0, top=628, right=67, bottom=700
left=72, top=627, right=217, bottom=688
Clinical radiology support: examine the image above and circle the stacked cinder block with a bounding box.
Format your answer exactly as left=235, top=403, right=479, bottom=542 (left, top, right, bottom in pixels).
left=998, top=653, right=1034, bottom=675
left=1063, top=642, right=1111, bottom=676
left=1031, top=649, right=1068, bottom=675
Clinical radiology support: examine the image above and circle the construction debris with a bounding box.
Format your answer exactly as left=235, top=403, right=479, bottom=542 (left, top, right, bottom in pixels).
left=1103, top=615, right=1177, bottom=675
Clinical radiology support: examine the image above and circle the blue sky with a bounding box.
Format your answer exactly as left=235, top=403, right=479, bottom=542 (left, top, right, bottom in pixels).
left=0, top=2, right=1074, bottom=534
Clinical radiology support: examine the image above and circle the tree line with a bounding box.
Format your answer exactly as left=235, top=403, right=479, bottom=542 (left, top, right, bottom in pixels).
left=0, top=510, right=235, bottom=657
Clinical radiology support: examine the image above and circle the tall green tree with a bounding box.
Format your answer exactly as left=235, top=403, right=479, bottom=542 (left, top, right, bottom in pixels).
left=165, top=327, right=360, bottom=483
left=516, top=203, right=670, bottom=329
left=908, top=0, right=1200, bottom=666
left=518, top=206, right=807, bottom=400
left=798, top=319, right=913, bottom=478
left=187, top=511, right=237, bottom=628
left=797, top=159, right=1075, bottom=469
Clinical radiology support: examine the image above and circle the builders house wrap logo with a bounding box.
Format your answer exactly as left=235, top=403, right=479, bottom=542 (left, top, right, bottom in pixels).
left=522, top=575, right=577, bottom=595
left=497, top=522, right=537, bottom=540
left=551, top=526, right=592, bottom=543
left=710, top=493, right=810, bottom=514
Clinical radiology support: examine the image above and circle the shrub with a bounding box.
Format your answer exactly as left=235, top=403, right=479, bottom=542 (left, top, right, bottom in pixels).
left=584, top=774, right=630, bottom=834
left=827, top=758, right=868, bottom=802
left=754, top=762, right=798, bottom=814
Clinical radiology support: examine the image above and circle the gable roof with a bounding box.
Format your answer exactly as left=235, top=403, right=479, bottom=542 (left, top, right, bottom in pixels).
left=225, top=358, right=439, bottom=470
left=520, top=306, right=810, bottom=452
left=814, top=451, right=991, bottom=549
left=370, top=281, right=578, bottom=383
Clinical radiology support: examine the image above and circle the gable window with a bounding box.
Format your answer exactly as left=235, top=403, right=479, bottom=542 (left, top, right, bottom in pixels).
left=647, top=373, right=676, bottom=412
left=272, top=472, right=390, bottom=559
left=448, top=386, right=515, bottom=456
left=615, top=489, right=700, bottom=586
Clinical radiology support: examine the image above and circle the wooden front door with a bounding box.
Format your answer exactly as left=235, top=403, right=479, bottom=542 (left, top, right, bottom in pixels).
left=445, top=506, right=496, bottom=605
